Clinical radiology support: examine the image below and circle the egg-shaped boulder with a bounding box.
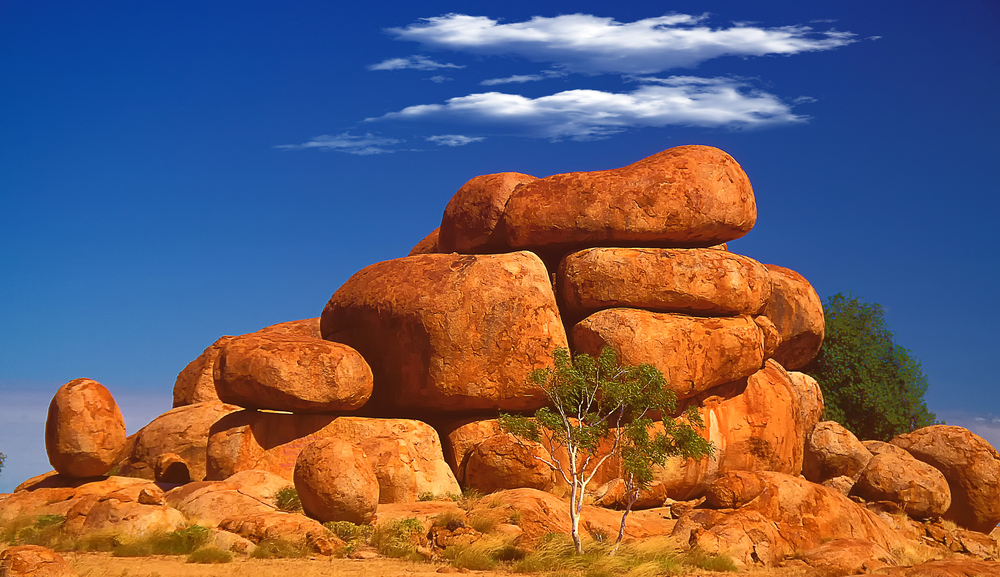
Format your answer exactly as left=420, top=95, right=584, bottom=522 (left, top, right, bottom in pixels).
left=293, top=437, right=379, bottom=524
left=439, top=172, right=538, bottom=253
left=45, top=378, right=127, bottom=478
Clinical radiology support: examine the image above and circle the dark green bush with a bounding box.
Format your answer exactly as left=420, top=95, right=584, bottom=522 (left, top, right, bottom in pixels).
left=274, top=487, right=302, bottom=512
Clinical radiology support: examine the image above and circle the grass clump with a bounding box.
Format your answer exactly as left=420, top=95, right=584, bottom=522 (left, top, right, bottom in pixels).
left=417, top=492, right=437, bottom=501
left=451, top=488, right=485, bottom=511
left=370, top=517, right=425, bottom=559
left=679, top=547, right=737, bottom=572
left=468, top=513, right=498, bottom=534
left=324, top=520, right=374, bottom=543
left=444, top=536, right=528, bottom=571
left=274, top=487, right=302, bottom=512
left=510, top=534, right=689, bottom=576
left=187, top=546, right=234, bottom=564
left=250, top=538, right=308, bottom=559
left=432, top=510, right=466, bottom=531
left=111, top=525, right=211, bottom=557
left=1, top=515, right=69, bottom=549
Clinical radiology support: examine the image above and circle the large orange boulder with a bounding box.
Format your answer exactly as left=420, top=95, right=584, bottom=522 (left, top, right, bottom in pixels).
left=439, top=172, right=538, bottom=253
left=655, top=360, right=804, bottom=499
left=214, top=333, right=373, bottom=413
left=173, top=336, right=233, bottom=407
left=293, top=437, right=379, bottom=524
left=501, top=145, right=756, bottom=251
left=803, top=421, right=872, bottom=484
left=571, top=309, right=765, bottom=399
left=45, top=379, right=127, bottom=478
left=682, top=471, right=907, bottom=567
left=853, top=441, right=951, bottom=519
left=891, top=425, right=1000, bottom=533
left=119, top=401, right=240, bottom=483
left=217, top=511, right=342, bottom=555
left=464, top=433, right=555, bottom=494
left=759, top=264, right=824, bottom=370
left=321, top=251, right=568, bottom=412
left=0, top=545, right=76, bottom=577
left=558, top=247, right=771, bottom=320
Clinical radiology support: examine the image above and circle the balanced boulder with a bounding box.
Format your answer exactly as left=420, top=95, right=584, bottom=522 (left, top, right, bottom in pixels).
left=293, top=437, right=379, bottom=524
left=321, top=251, right=567, bottom=412
left=464, top=433, right=555, bottom=494
left=501, top=145, right=756, bottom=250
left=853, top=441, right=951, bottom=519
left=439, top=172, right=538, bottom=253
left=558, top=247, right=771, bottom=320
left=571, top=309, right=765, bottom=399
left=214, top=333, right=373, bottom=413
left=45, top=378, right=127, bottom=478
left=759, top=264, right=824, bottom=370
left=803, top=421, right=872, bottom=484
left=173, top=336, right=233, bottom=407
left=891, top=425, right=1000, bottom=533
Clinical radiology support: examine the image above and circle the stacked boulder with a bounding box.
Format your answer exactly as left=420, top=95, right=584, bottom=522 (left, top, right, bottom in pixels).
left=20, top=144, right=1000, bottom=569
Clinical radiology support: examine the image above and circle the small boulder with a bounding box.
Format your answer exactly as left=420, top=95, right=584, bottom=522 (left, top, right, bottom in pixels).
left=439, top=172, right=538, bottom=253
left=173, top=336, right=233, bottom=407
left=558, top=247, right=771, bottom=320
left=218, top=511, right=343, bottom=555
left=571, top=309, right=765, bottom=399
left=501, top=145, right=756, bottom=250
left=853, top=447, right=951, bottom=519
left=0, top=545, right=76, bottom=577
left=464, top=433, right=555, bottom=494
left=321, top=251, right=568, bottom=412
left=759, top=264, right=824, bottom=370
left=891, top=425, right=1000, bottom=533
left=214, top=333, right=373, bottom=413
left=408, top=227, right=441, bottom=255
left=45, top=378, right=127, bottom=478
left=803, top=421, right=872, bottom=484
left=293, top=438, right=379, bottom=524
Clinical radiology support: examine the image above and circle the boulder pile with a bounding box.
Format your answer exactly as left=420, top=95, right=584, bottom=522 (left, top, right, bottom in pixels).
left=5, top=145, right=999, bottom=572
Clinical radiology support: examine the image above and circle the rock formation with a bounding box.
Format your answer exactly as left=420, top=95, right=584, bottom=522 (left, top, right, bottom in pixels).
left=44, top=379, right=127, bottom=478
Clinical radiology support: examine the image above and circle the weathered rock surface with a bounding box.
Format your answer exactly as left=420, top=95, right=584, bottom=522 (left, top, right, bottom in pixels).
left=45, top=379, right=127, bottom=478
left=797, top=538, right=895, bottom=574
left=803, top=421, right=872, bottom=484
left=294, top=437, right=379, bottom=524
left=164, top=470, right=288, bottom=527
left=655, top=360, right=804, bottom=500
left=892, top=425, right=1000, bottom=533
left=786, top=371, right=825, bottom=435
left=1, top=477, right=158, bottom=523
left=321, top=251, right=567, bottom=412
left=464, top=433, right=555, bottom=494
left=439, top=172, right=538, bottom=253
left=119, top=401, right=240, bottom=483
left=173, top=336, right=233, bottom=407
left=853, top=446, right=951, bottom=519
left=501, top=145, right=756, bottom=250
left=0, top=545, right=76, bottom=577
left=254, top=318, right=322, bottom=339
left=442, top=418, right=505, bottom=480
left=679, top=471, right=907, bottom=567
left=217, top=511, right=343, bottom=555
left=571, top=308, right=764, bottom=399
left=215, top=333, right=373, bottom=413
left=64, top=493, right=185, bottom=536
left=558, top=247, right=771, bottom=320
left=408, top=227, right=441, bottom=255
left=759, top=264, right=824, bottom=370
left=754, top=315, right=781, bottom=360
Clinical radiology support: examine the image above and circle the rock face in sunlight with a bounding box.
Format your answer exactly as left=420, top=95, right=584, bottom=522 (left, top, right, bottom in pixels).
left=21, top=144, right=1000, bottom=571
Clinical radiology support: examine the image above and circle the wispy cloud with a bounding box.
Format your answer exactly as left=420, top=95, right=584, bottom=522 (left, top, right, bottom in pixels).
left=276, top=132, right=402, bottom=155
left=368, top=55, right=464, bottom=71
left=387, top=13, right=856, bottom=74
left=371, top=76, right=805, bottom=140
left=481, top=70, right=566, bottom=86
left=428, top=75, right=453, bottom=83
left=426, top=134, right=485, bottom=146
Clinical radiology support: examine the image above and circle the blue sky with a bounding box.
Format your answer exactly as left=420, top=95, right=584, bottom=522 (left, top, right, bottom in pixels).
left=1, top=0, right=998, bottom=491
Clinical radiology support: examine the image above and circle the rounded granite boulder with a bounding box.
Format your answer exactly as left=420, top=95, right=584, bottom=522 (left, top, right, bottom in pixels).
left=45, top=378, right=127, bottom=478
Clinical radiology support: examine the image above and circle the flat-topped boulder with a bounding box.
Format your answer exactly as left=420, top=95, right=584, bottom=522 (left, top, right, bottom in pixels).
left=571, top=309, right=765, bottom=399
left=321, top=251, right=567, bottom=412
left=45, top=378, right=127, bottom=478
left=439, top=172, right=538, bottom=253
left=892, top=425, right=1000, bottom=533
left=559, top=247, right=771, bottom=320
left=760, top=264, right=825, bottom=370
left=214, top=333, right=373, bottom=413
left=501, top=145, right=756, bottom=251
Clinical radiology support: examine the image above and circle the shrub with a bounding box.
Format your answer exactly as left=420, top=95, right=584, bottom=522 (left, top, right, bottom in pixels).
left=431, top=510, right=465, bottom=530
left=250, top=538, right=308, bottom=559
left=274, top=486, right=302, bottom=512
left=187, top=547, right=234, bottom=564
left=452, top=488, right=484, bottom=511
left=680, top=548, right=737, bottom=572
left=467, top=514, right=497, bottom=534
left=417, top=492, right=436, bottom=501
left=324, top=520, right=374, bottom=543
left=370, top=517, right=424, bottom=558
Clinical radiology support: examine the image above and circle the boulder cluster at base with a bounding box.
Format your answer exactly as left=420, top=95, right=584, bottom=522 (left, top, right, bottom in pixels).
left=4, top=145, right=999, bottom=575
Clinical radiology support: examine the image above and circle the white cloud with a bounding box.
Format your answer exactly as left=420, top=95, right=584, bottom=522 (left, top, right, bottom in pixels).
left=276, top=132, right=402, bottom=155
left=386, top=13, right=856, bottom=74
left=428, top=75, right=453, bottom=83
left=426, top=134, right=485, bottom=146
left=368, top=55, right=464, bottom=71
left=371, top=77, right=805, bottom=140
left=481, top=70, right=566, bottom=86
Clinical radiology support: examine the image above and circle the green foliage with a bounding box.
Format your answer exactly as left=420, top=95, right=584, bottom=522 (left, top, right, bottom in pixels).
left=370, top=517, right=425, bottom=558
left=0, top=451, right=5, bottom=478
left=417, top=491, right=436, bottom=501
left=2, top=515, right=69, bottom=549
left=274, top=486, right=302, bottom=512
left=110, top=526, right=210, bottom=557
left=804, top=293, right=938, bottom=440
left=679, top=548, right=738, bottom=572
left=431, top=510, right=465, bottom=530
left=499, top=347, right=713, bottom=554
left=324, top=520, right=374, bottom=543
left=442, top=536, right=527, bottom=570
left=250, top=538, right=308, bottom=558
left=510, top=534, right=684, bottom=575
left=187, top=547, right=234, bottom=564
